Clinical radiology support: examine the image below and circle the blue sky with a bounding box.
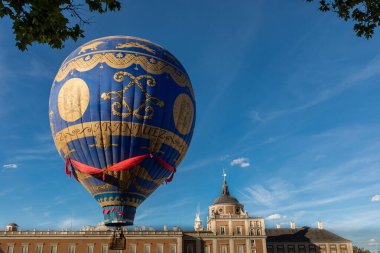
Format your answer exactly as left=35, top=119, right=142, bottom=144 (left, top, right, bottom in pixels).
left=1, top=0, right=380, bottom=251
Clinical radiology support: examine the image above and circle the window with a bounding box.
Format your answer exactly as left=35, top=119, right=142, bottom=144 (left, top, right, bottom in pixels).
left=129, top=244, right=136, bottom=253
left=68, top=244, right=76, bottom=253
left=251, top=240, right=255, bottom=247
left=204, top=245, right=210, bottom=253
left=340, top=245, right=348, bottom=253
left=144, top=244, right=151, bottom=253
left=186, top=244, right=194, bottom=253
left=268, top=246, right=274, bottom=253
left=7, top=245, right=14, bottom=253
left=170, top=244, right=177, bottom=253
left=310, top=245, right=316, bottom=253
left=36, top=244, right=43, bottom=253
left=252, top=250, right=257, bottom=253
left=101, top=244, right=108, bottom=253
left=256, top=221, right=260, bottom=227
left=238, top=245, right=244, bottom=253
left=277, top=245, right=285, bottom=253
left=220, top=226, right=226, bottom=235
left=299, top=245, right=306, bottom=253
left=221, top=245, right=228, bottom=253
left=21, top=245, right=28, bottom=253
left=87, top=244, right=94, bottom=253
left=256, top=229, right=261, bottom=235
left=157, top=244, right=164, bottom=253
left=236, top=226, right=242, bottom=235
left=288, top=245, right=295, bottom=253
left=51, top=245, right=58, bottom=253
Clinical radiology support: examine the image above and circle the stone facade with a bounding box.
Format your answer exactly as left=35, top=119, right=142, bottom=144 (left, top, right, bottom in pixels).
left=0, top=178, right=352, bottom=253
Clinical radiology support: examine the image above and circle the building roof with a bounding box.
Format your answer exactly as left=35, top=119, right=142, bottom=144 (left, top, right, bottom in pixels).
left=212, top=177, right=241, bottom=205
left=7, top=223, right=18, bottom=227
left=265, top=227, right=351, bottom=243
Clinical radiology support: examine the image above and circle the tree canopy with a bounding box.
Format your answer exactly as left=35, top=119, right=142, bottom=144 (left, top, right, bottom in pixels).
left=0, top=0, right=121, bottom=51
left=1, top=0, right=380, bottom=51
left=353, top=246, right=371, bottom=253
left=307, top=0, right=380, bottom=39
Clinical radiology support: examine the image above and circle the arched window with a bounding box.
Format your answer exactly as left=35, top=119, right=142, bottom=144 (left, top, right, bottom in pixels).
left=257, top=229, right=261, bottom=235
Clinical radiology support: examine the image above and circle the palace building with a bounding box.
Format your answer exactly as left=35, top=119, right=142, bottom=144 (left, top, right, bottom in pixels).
left=0, top=177, right=352, bottom=253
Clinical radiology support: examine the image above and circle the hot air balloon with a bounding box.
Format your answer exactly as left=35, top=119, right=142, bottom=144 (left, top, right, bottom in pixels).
left=49, top=36, right=195, bottom=247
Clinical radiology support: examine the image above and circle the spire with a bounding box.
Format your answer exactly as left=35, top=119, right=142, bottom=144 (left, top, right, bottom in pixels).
left=222, top=170, right=230, bottom=195
left=195, top=209, right=201, bottom=222
left=194, top=208, right=203, bottom=231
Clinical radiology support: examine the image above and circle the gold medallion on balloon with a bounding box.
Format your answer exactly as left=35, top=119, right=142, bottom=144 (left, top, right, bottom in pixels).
left=173, top=93, right=194, bottom=135
left=58, top=78, right=90, bottom=122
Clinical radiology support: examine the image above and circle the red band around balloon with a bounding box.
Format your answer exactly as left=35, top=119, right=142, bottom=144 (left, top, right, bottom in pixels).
left=103, top=208, right=135, bottom=217
left=65, top=154, right=176, bottom=183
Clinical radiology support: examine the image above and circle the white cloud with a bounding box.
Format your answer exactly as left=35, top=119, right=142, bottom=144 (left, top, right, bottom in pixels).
left=230, top=157, right=250, bottom=168
left=2, top=164, right=17, bottom=169
left=371, top=195, right=380, bottom=202
left=266, top=214, right=286, bottom=220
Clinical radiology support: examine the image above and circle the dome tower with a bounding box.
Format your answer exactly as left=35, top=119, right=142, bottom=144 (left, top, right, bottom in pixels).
left=208, top=173, right=246, bottom=218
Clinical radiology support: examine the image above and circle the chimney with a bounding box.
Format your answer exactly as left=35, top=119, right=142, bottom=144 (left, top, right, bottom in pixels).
left=141, top=225, right=146, bottom=231
left=149, top=226, right=154, bottom=231
left=290, top=221, right=296, bottom=229
left=134, top=226, right=139, bottom=231
left=163, top=225, right=168, bottom=231
left=173, top=226, right=178, bottom=231
left=317, top=220, right=324, bottom=230
left=276, top=224, right=281, bottom=229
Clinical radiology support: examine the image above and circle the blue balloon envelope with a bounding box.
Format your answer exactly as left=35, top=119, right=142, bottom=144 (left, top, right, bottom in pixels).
left=49, top=36, right=195, bottom=226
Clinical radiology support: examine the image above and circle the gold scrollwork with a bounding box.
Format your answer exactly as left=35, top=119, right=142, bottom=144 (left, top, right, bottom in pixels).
left=79, top=41, right=105, bottom=54
left=101, top=72, right=164, bottom=120
left=54, top=121, right=188, bottom=165
left=116, top=42, right=156, bottom=54
left=54, top=52, right=194, bottom=99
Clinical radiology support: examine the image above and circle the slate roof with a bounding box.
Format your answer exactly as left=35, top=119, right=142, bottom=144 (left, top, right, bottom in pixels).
left=212, top=178, right=241, bottom=205
left=265, top=228, right=351, bottom=243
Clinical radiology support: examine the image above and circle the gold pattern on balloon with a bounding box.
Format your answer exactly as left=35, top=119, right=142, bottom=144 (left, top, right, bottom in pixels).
left=57, top=78, right=90, bottom=122
left=77, top=165, right=165, bottom=207
left=116, top=42, right=156, bottom=54
left=54, top=51, right=194, bottom=99
left=101, top=72, right=164, bottom=120
left=79, top=41, right=105, bottom=54
left=173, top=93, right=194, bottom=135
left=49, top=110, right=55, bottom=135
left=54, top=121, right=189, bottom=164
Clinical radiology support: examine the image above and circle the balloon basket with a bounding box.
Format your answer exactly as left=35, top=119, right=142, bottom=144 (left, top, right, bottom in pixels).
left=109, top=227, right=126, bottom=250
